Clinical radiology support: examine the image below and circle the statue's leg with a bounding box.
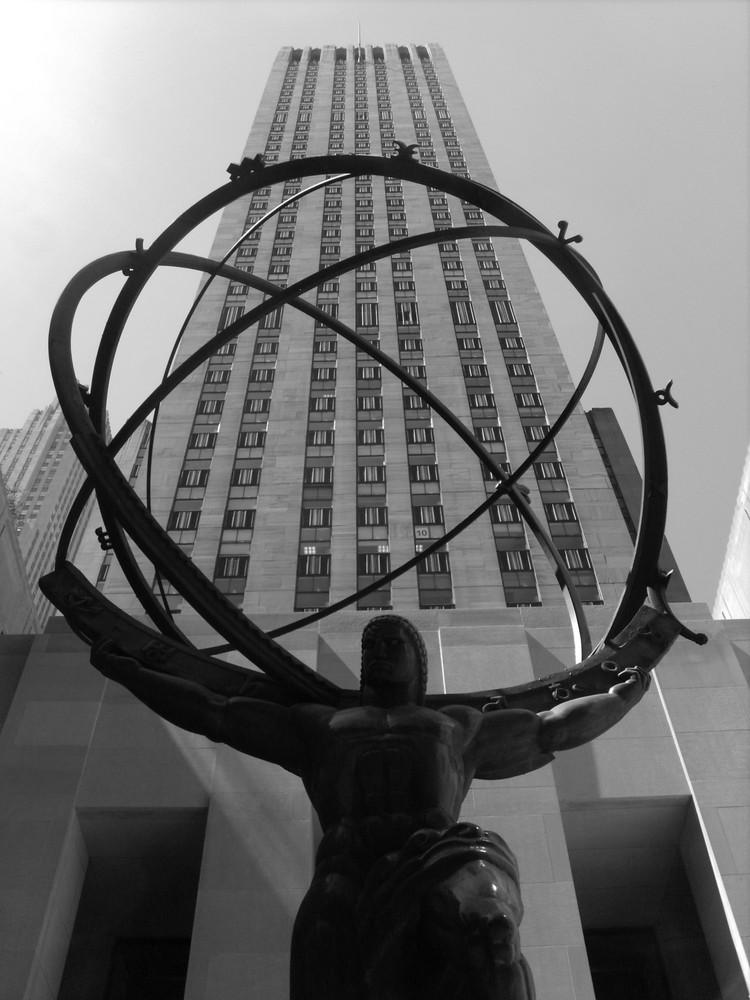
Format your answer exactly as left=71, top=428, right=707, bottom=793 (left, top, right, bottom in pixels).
left=290, top=871, right=364, bottom=1000
left=418, top=859, right=535, bottom=1000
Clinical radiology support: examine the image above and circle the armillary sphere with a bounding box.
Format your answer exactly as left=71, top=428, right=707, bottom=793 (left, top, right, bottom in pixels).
left=40, top=153, right=707, bottom=713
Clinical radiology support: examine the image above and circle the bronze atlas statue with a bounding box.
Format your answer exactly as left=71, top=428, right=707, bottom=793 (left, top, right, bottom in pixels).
left=41, top=150, right=706, bottom=999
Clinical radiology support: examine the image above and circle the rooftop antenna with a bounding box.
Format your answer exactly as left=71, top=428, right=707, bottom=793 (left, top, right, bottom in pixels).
left=357, top=21, right=361, bottom=60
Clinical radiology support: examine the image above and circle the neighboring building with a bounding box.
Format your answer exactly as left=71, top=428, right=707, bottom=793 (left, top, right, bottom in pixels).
left=714, top=441, right=750, bottom=619
left=0, top=44, right=747, bottom=1000
left=0, top=400, right=95, bottom=628
left=0, top=474, right=38, bottom=633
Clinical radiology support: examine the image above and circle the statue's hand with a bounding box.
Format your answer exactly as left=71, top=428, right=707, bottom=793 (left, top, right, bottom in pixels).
left=91, top=639, right=139, bottom=684
left=609, top=666, right=650, bottom=702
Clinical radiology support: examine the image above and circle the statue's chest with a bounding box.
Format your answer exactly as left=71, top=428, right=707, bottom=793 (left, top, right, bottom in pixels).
left=310, top=707, right=466, bottom=816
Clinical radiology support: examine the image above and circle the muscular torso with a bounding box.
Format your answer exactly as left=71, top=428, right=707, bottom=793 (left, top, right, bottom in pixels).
left=293, top=703, right=481, bottom=839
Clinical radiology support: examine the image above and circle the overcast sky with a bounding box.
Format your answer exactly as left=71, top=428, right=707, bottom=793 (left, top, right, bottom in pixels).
left=1, top=0, right=747, bottom=608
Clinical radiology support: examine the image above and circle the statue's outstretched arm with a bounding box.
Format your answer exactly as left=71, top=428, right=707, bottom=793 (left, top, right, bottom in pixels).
left=469, top=666, right=650, bottom=780
left=91, top=640, right=306, bottom=773
left=536, top=666, right=650, bottom=752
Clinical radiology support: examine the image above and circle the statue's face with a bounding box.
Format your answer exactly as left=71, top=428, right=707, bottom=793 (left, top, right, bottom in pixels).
left=361, top=621, right=421, bottom=700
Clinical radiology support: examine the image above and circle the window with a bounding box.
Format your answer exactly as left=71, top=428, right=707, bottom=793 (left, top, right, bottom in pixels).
left=310, top=396, right=335, bottom=412
left=500, top=337, right=524, bottom=350
left=223, top=509, right=256, bottom=529
left=407, top=427, right=434, bottom=444
left=560, top=548, right=593, bottom=570
left=205, top=369, right=231, bottom=384
left=490, top=503, right=521, bottom=524
left=168, top=510, right=201, bottom=531
left=304, top=466, right=333, bottom=485
left=484, top=278, right=505, bottom=290
left=357, top=465, right=386, bottom=483
left=315, top=340, right=336, bottom=353
left=474, top=425, right=503, bottom=442
left=418, top=552, right=450, bottom=574
left=316, top=303, right=339, bottom=325
left=446, top=280, right=468, bottom=291
left=515, top=393, right=543, bottom=408
left=198, top=399, right=223, bottom=414
left=268, top=264, right=289, bottom=275
left=298, top=554, right=331, bottom=575
left=403, top=394, right=428, bottom=410
left=231, top=468, right=261, bottom=486
left=478, top=259, right=500, bottom=270
left=254, top=341, right=278, bottom=356
left=456, top=338, right=481, bottom=352
left=357, top=396, right=383, bottom=411
left=239, top=431, right=266, bottom=448
left=405, top=365, right=426, bottom=379
left=303, top=508, right=332, bottom=527
left=358, top=427, right=384, bottom=446
left=468, top=393, right=496, bottom=409
left=97, top=562, right=109, bottom=583
left=306, top=429, right=334, bottom=447
left=410, top=464, right=439, bottom=482
left=259, top=306, right=284, bottom=329
left=244, top=398, right=271, bottom=413
left=178, top=469, right=209, bottom=487
left=396, top=302, right=419, bottom=326
left=358, top=552, right=391, bottom=575
left=188, top=432, right=217, bottom=449
left=216, top=555, right=249, bottom=577
left=313, top=367, right=336, bottom=382
left=498, top=550, right=533, bottom=572
left=535, top=461, right=565, bottom=480
left=507, top=364, right=534, bottom=377
left=545, top=502, right=578, bottom=523
left=393, top=280, right=415, bottom=292
left=447, top=299, right=476, bottom=325
left=357, top=366, right=381, bottom=380
left=524, top=425, right=550, bottom=442
left=491, top=300, right=517, bottom=325
left=357, top=302, right=379, bottom=327
left=357, top=280, right=377, bottom=292
left=392, top=261, right=412, bottom=272
left=249, top=369, right=275, bottom=383
left=399, top=338, right=423, bottom=352
left=214, top=342, right=236, bottom=357
left=358, top=506, right=388, bottom=526
left=463, top=364, right=488, bottom=378
left=413, top=505, right=444, bottom=525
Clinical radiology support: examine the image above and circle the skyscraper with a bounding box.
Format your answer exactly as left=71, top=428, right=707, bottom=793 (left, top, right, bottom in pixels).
left=81, top=43, right=633, bottom=624
left=1, top=44, right=746, bottom=1000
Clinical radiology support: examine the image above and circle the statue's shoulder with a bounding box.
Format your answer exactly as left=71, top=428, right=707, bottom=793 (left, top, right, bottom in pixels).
left=292, top=702, right=338, bottom=723
left=438, top=703, right=485, bottom=740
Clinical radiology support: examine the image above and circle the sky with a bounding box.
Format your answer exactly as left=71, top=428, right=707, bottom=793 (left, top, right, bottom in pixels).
left=0, top=0, right=747, bottom=609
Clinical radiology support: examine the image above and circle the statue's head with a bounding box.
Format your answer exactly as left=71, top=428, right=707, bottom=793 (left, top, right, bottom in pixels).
left=360, top=615, right=428, bottom=705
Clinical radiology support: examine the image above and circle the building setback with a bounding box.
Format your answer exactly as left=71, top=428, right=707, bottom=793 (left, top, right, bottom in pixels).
left=0, top=44, right=747, bottom=1000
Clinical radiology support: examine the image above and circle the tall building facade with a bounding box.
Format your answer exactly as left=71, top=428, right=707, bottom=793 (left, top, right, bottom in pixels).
left=0, top=400, right=94, bottom=629
left=714, top=441, right=750, bottom=619
left=1, top=44, right=747, bottom=1000
left=85, top=43, right=632, bottom=619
